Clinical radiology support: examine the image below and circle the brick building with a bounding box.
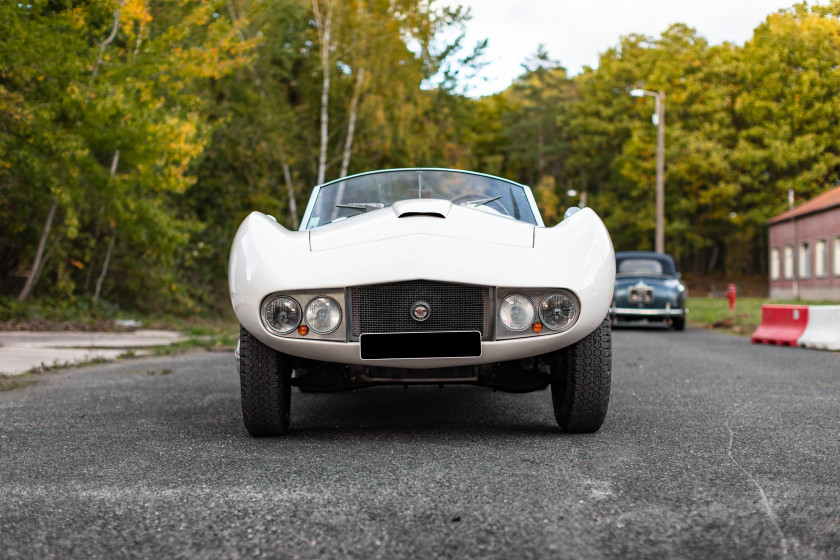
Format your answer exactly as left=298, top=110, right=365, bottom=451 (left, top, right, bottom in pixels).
left=767, top=185, right=840, bottom=300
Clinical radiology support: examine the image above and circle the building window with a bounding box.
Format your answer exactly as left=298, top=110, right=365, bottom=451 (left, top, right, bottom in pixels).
left=814, top=239, right=827, bottom=278
left=799, top=242, right=810, bottom=279
left=770, top=247, right=781, bottom=281
left=834, top=237, right=840, bottom=277
left=784, top=245, right=794, bottom=279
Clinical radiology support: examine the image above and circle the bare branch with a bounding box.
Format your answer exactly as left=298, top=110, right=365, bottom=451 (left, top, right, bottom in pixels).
left=89, top=3, right=123, bottom=89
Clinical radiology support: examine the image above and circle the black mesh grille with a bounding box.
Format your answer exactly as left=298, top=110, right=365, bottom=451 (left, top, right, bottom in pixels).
left=349, top=280, right=491, bottom=340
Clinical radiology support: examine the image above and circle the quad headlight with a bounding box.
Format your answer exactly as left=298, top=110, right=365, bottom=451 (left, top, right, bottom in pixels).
left=499, top=293, right=535, bottom=331
left=264, top=296, right=302, bottom=334
left=539, top=291, right=577, bottom=331
left=497, top=288, right=580, bottom=337
left=305, top=296, right=342, bottom=334
left=263, top=293, right=344, bottom=337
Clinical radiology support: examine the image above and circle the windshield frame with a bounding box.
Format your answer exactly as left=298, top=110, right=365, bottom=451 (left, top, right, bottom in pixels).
left=299, top=168, right=544, bottom=230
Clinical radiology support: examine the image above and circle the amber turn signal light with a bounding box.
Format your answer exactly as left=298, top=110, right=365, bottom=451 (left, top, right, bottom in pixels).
left=298, top=325, right=309, bottom=336
left=532, top=322, right=543, bottom=333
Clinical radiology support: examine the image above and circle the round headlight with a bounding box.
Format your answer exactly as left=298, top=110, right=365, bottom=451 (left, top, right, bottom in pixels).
left=499, top=294, right=535, bottom=331
left=305, top=297, right=342, bottom=334
left=264, top=296, right=301, bottom=335
left=539, top=292, right=578, bottom=331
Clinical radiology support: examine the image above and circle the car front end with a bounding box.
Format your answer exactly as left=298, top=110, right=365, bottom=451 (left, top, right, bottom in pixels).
left=230, top=203, right=614, bottom=376
left=229, top=168, right=615, bottom=435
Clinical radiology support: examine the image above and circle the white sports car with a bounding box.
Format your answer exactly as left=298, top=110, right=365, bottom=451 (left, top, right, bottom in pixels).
left=229, top=168, right=615, bottom=436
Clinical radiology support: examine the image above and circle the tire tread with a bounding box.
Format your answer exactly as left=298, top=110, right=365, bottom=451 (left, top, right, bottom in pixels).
left=552, top=317, right=612, bottom=433
left=239, top=325, right=291, bottom=437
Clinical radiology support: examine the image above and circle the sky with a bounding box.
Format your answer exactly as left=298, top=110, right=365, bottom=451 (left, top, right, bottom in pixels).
left=438, top=0, right=809, bottom=96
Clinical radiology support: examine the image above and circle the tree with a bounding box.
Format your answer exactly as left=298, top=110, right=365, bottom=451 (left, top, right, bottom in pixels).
left=0, top=0, right=256, bottom=310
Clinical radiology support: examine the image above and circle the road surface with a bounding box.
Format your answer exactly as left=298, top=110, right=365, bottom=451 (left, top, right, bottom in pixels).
left=1, top=328, right=838, bottom=558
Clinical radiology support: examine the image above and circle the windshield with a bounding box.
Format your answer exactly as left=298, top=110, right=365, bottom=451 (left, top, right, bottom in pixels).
left=618, top=259, right=664, bottom=275
left=303, top=169, right=538, bottom=229
left=616, top=256, right=678, bottom=277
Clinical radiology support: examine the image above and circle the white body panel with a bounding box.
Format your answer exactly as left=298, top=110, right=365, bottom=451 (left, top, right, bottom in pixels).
left=229, top=201, right=615, bottom=369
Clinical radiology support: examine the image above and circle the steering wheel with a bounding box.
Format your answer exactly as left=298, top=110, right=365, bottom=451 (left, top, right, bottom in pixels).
left=450, top=193, right=511, bottom=216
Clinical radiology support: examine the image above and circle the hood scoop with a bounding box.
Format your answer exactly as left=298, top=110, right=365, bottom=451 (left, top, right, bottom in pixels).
left=309, top=198, right=534, bottom=251
left=392, top=199, right=452, bottom=219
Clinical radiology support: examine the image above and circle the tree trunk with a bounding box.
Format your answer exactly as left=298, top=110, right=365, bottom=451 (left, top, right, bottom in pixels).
left=708, top=243, right=720, bottom=274
left=283, top=163, right=298, bottom=229
left=92, top=150, right=120, bottom=306
left=93, top=233, right=116, bottom=306
left=18, top=200, right=58, bottom=301
left=314, top=0, right=333, bottom=185
left=132, top=1, right=148, bottom=59
left=340, top=67, right=365, bottom=179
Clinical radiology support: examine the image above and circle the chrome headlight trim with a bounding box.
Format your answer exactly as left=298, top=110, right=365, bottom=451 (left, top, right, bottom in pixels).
left=304, top=296, right=343, bottom=334
left=499, top=293, right=536, bottom=332
left=262, top=296, right=302, bottom=335
left=539, top=291, right=579, bottom=332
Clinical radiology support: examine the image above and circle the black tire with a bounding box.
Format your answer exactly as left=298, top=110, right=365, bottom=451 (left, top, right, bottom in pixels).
left=672, top=315, right=686, bottom=331
left=238, top=325, right=291, bottom=437
left=550, top=317, right=612, bottom=433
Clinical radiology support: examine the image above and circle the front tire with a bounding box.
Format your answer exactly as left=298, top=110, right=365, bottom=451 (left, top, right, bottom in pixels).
left=550, top=317, right=612, bottom=433
left=238, top=325, right=291, bottom=437
left=672, top=315, right=686, bottom=331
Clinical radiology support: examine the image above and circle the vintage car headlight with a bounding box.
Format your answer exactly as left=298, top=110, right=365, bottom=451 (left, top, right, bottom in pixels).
left=499, top=294, right=535, bottom=331
left=264, top=296, right=302, bottom=335
left=305, top=297, right=342, bottom=334
left=539, top=292, right=577, bottom=331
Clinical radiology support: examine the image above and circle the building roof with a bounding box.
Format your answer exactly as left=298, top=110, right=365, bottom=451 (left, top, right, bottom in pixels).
left=767, top=184, right=840, bottom=225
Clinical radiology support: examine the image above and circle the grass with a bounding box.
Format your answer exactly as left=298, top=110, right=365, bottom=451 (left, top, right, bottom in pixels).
left=153, top=326, right=238, bottom=356
left=0, top=295, right=239, bottom=333
left=0, top=374, right=37, bottom=392
left=687, top=297, right=836, bottom=336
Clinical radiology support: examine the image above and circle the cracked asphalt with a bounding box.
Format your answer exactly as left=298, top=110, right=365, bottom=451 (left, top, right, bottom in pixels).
left=0, top=328, right=838, bottom=559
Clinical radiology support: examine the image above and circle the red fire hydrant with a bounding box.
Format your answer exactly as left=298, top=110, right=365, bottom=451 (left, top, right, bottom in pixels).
left=725, top=283, right=737, bottom=312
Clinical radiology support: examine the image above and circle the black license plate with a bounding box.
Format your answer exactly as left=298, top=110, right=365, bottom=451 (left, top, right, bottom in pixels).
left=360, top=331, right=481, bottom=360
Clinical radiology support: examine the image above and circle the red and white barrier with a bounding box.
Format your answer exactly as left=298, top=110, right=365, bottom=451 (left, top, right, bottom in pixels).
left=751, top=305, right=809, bottom=347
left=751, top=304, right=840, bottom=350
left=797, top=305, right=840, bottom=351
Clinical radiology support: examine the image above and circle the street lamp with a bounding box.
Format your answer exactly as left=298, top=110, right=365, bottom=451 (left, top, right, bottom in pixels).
left=630, top=88, right=666, bottom=254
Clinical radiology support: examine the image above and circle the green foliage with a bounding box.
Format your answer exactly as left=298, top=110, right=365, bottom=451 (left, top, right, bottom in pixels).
left=3, top=1, right=840, bottom=316
left=1, top=0, right=256, bottom=313
left=0, top=295, right=118, bottom=325
left=493, top=4, right=840, bottom=278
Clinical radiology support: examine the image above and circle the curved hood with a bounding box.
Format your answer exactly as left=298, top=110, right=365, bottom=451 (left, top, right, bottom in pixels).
left=308, top=199, right=535, bottom=251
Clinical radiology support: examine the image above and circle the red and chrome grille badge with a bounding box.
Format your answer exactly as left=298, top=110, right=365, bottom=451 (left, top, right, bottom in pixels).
left=411, top=301, right=431, bottom=322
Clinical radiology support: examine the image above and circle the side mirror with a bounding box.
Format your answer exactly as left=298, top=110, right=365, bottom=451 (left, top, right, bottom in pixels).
left=563, top=207, right=581, bottom=220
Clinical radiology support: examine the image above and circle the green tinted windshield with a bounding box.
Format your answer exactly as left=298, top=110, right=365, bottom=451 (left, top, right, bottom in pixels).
left=304, top=169, right=538, bottom=229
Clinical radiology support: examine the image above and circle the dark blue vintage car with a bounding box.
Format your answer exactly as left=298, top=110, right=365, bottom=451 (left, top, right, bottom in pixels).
left=610, top=251, right=687, bottom=330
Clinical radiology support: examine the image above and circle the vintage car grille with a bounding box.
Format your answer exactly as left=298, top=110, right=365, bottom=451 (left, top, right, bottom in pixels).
left=348, top=280, right=491, bottom=341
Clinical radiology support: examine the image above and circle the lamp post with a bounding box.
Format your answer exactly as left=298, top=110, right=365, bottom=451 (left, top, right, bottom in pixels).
left=630, top=88, right=665, bottom=254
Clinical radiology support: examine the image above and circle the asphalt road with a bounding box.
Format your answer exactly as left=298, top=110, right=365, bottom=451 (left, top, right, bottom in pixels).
left=1, top=328, right=838, bottom=559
